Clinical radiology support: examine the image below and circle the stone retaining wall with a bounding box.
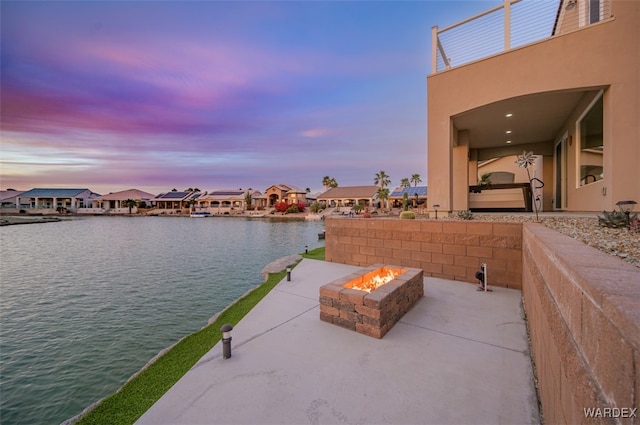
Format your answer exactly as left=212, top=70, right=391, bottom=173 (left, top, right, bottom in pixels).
left=324, top=217, right=522, bottom=289
left=522, top=223, right=640, bottom=424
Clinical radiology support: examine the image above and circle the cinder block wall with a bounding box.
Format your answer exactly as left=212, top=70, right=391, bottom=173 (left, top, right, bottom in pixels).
left=522, top=223, right=640, bottom=424
left=324, top=217, right=523, bottom=289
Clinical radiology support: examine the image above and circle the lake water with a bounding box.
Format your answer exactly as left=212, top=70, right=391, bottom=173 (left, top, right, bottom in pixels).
left=0, top=216, right=325, bottom=425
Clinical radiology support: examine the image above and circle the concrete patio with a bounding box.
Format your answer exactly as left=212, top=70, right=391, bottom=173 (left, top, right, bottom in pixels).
left=136, top=259, right=540, bottom=425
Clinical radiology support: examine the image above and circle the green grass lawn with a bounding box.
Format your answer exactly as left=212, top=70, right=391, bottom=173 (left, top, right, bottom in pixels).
left=75, top=246, right=324, bottom=425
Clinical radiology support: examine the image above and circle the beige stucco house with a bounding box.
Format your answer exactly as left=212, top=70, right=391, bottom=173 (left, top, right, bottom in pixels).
left=195, top=189, right=265, bottom=215
left=151, top=191, right=202, bottom=213
left=264, top=184, right=308, bottom=207
left=86, top=188, right=156, bottom=214
left=15, top=188, right=97, bottom=213
left=317, top=186, right=379, bottom=209
left=0, top=190, right=25, bottom=209
left=427, top=0, right=639, bottom=214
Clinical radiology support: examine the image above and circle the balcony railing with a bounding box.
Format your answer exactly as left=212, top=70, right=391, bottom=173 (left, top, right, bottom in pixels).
left=431, top=0, right=611, bottom=73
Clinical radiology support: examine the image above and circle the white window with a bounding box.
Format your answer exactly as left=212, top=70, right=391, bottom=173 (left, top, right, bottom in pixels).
left=577, top=91, right=604, bottom=187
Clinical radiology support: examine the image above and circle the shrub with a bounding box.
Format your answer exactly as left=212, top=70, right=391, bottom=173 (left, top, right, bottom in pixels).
left=273, top=202, right=288, bottom=213
left=598, top=210, right=635, bottom=228
left=399, top=211, right=415, bottom=219
left=309, top=202, right=322, bottom=213
left=274, top=201, right=306, bottom=214
left=457, top=210, right=474, bottom=220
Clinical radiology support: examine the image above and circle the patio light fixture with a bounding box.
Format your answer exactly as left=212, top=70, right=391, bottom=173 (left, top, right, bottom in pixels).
left=565, top=0, right=577, bottom=10
left=616, top=200, right=637, bottom=222
left=616, top=200, right=636, bottom=214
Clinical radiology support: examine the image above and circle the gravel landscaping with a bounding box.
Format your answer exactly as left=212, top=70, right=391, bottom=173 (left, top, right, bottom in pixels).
left=452, top=214, right=640, bottom=268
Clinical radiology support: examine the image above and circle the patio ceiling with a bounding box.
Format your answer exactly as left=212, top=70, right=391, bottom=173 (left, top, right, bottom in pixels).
left=452, top=89, right=596, bottom=150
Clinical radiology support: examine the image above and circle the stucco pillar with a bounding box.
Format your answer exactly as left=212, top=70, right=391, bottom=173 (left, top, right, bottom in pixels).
left=469, top=149, right=479, bottom=186
left=427, top=86, right=453, bottom=214
left=453, top=130, right=470, bottom=212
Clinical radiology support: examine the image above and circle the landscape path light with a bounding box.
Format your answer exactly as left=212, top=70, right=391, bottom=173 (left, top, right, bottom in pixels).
left=286, top=267, right=292, bottom=281
left=221, top=324, right=233, bottom=359
left=433, top=204, right=440, bottom=219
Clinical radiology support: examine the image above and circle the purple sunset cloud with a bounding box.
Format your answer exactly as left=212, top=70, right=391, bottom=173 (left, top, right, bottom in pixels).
left=1, top=1, right=495, bottom=194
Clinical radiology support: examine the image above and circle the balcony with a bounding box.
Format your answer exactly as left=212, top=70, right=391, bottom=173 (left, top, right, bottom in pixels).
left=431, top=0, right=612, bottom=73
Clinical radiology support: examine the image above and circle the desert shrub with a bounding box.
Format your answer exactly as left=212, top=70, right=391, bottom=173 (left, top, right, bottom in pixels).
left=309, top=202, right=322, bottom=213
left=399, top=211, right=415, bottom=219
left=457, top=210, right=474, bottom=220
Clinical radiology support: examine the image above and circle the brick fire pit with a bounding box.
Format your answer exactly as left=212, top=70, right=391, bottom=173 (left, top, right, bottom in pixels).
left=319, top=264, right=424, bottom=338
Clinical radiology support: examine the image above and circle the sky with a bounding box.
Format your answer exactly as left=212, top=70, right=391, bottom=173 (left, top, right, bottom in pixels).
left=1, top=0, right=500, bottom=195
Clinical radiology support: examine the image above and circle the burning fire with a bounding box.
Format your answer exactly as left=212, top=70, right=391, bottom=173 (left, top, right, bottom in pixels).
left=348, top=268, right=403, bottom=293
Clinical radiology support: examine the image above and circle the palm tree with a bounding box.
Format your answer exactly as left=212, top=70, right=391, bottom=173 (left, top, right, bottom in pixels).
left=352, top=203, right=364, bottom=214
left=322, top=176, right=338, bottom=191
left=400, top=178, right=410, bottom=188
left=374, top=171, right=391, bottom=210
left=376, top=187, right=390, bottom=212
left=374, top=171, right=391, bottom=189
left=410, top=174, right=422, bottom=187
left=123, top=199, right=137, bottom=214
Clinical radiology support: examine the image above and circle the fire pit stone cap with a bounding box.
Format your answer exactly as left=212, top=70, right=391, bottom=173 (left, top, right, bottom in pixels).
left=390, top=267, right=422, bottom=281
left=363, top=290, right=391, bottom=309
left=340, top=288, right=366, bottom=304
left=319, top=283, right=345, bottom=299
left=373, top=281, right=402, bottom=295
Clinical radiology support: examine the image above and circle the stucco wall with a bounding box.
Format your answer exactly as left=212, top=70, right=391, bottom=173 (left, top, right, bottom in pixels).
left=427, top=0, right=640, bottom=213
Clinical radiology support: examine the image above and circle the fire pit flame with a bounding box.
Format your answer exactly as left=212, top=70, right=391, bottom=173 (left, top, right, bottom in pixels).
left=347, top=268, right=402, bottom=293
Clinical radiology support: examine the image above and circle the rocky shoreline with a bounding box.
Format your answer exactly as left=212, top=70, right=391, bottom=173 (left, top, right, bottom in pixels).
left=0, top=216, right=62, bottom=226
